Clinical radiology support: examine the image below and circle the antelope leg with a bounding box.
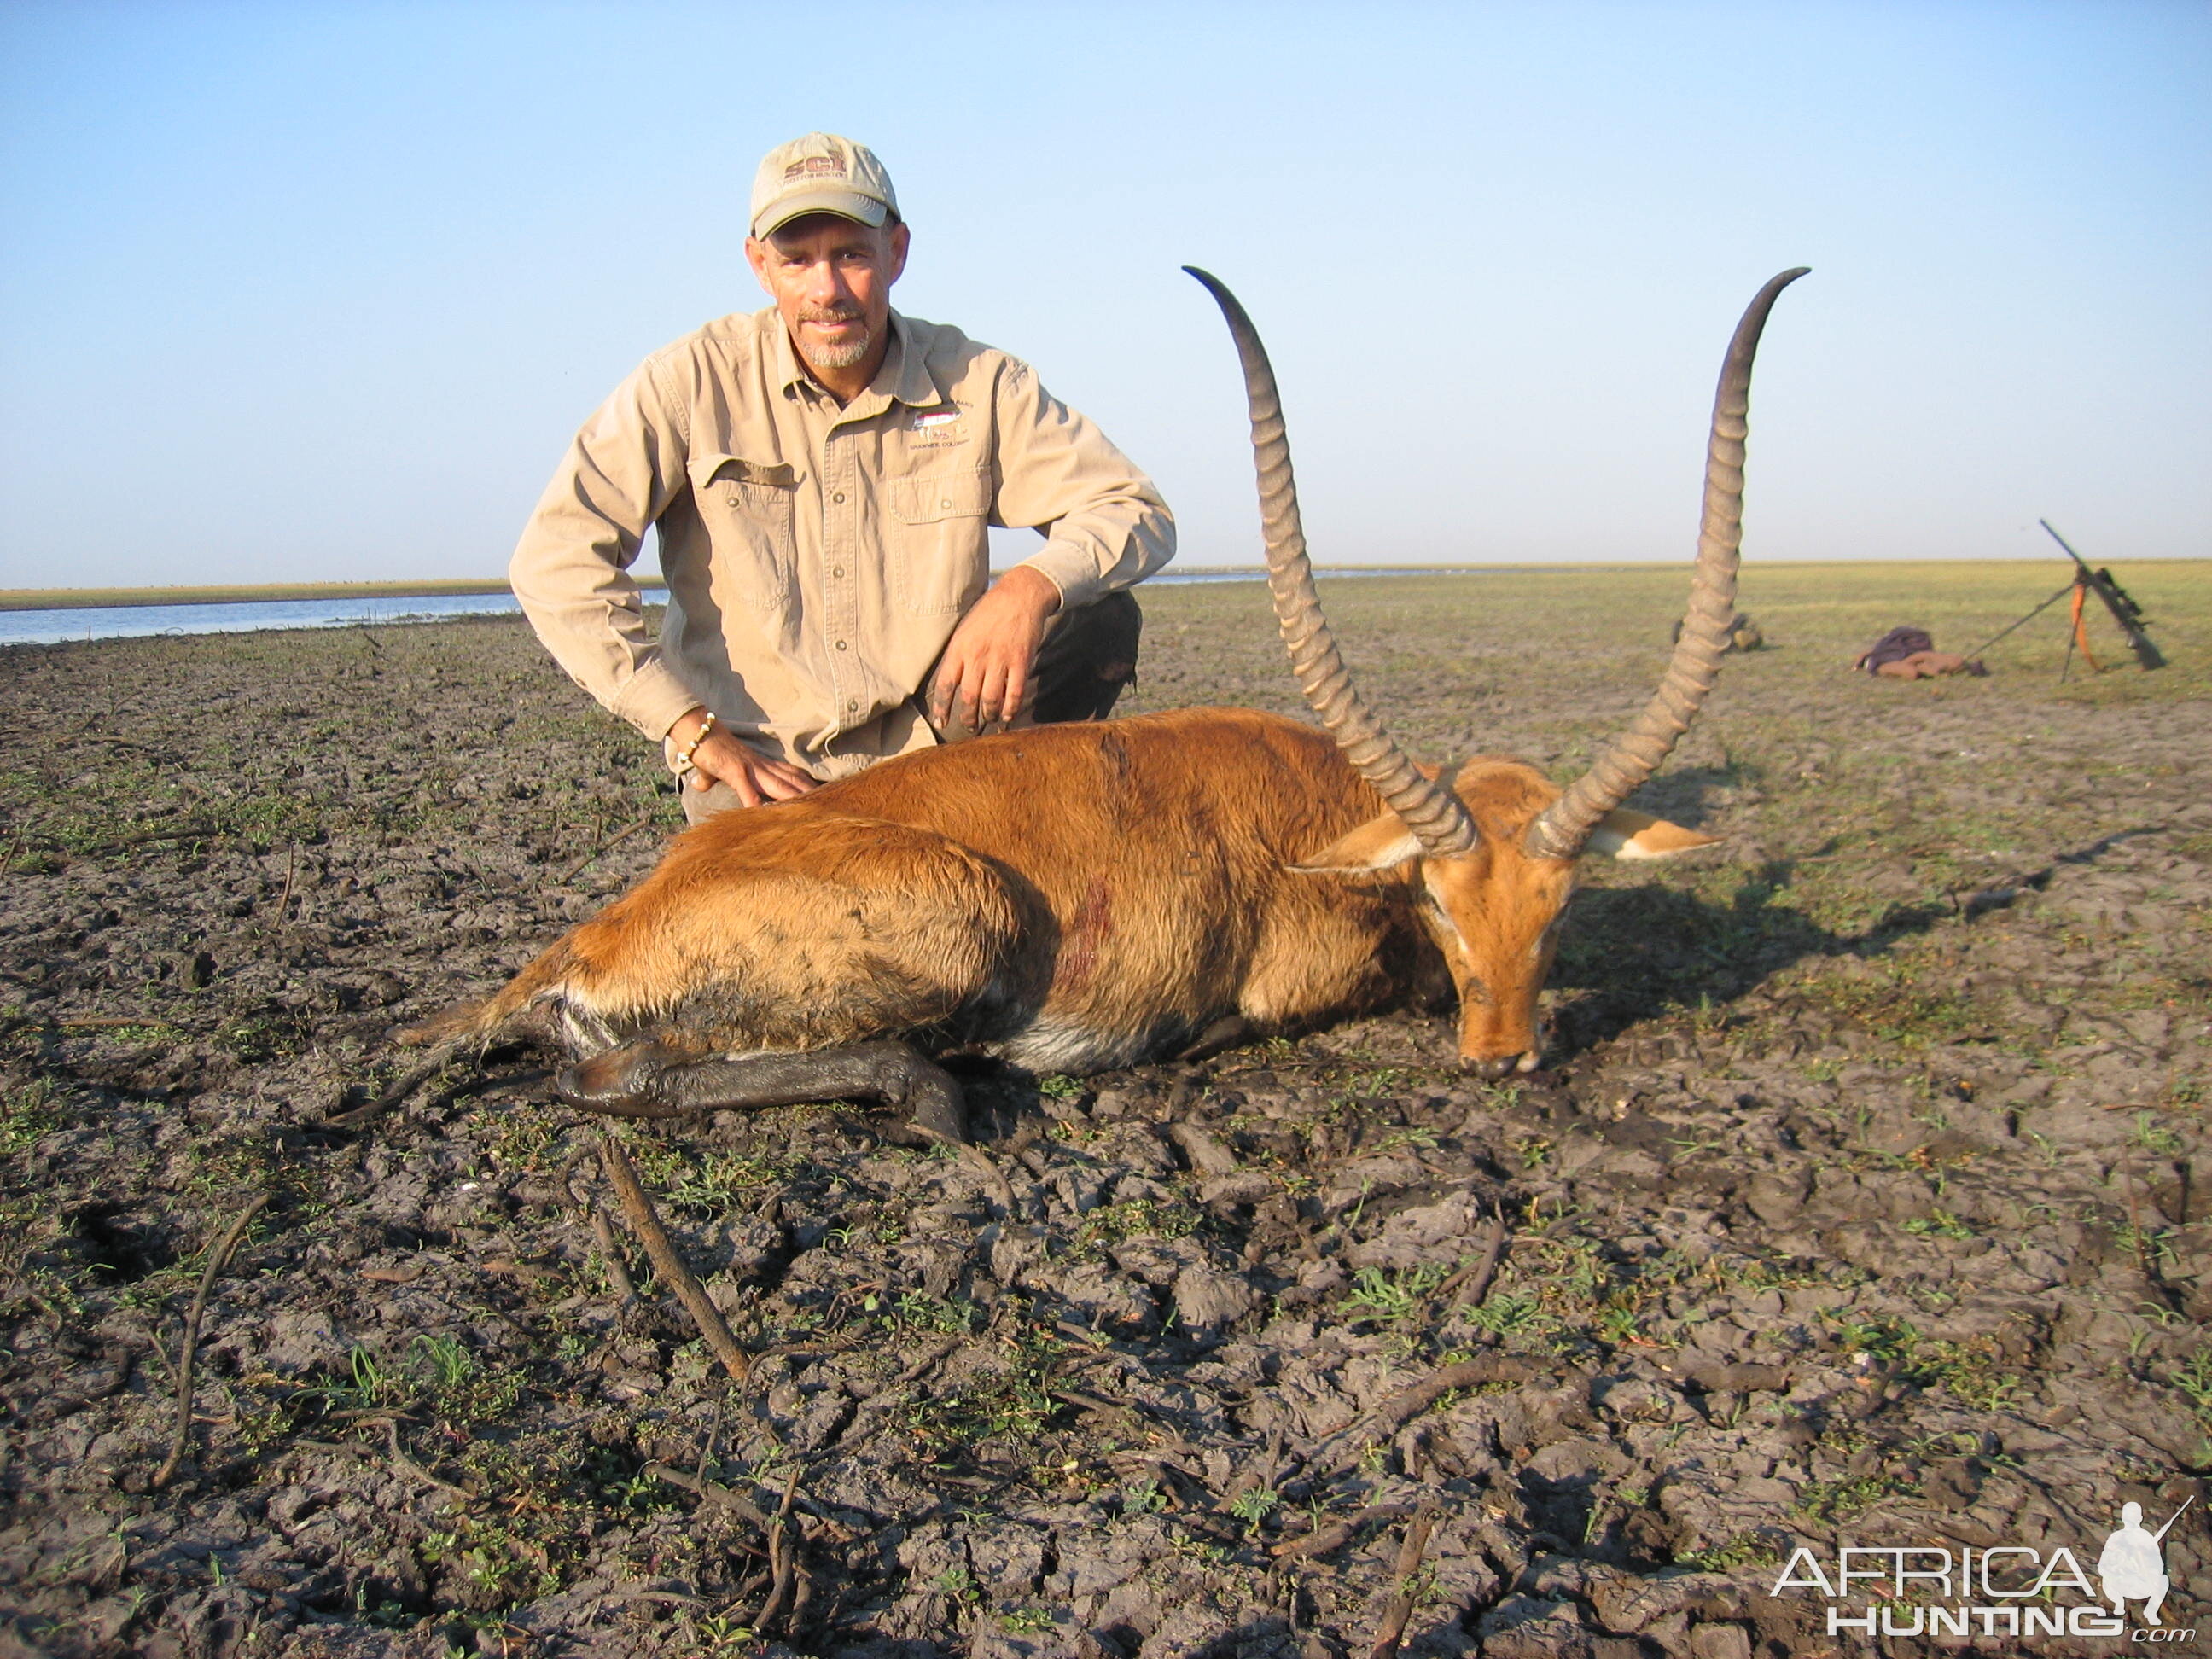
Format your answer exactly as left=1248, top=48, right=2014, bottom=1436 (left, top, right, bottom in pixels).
left=557, top=1039, right=968, bottom=1144
left=1176, top=1015, right=1255, bottom=1062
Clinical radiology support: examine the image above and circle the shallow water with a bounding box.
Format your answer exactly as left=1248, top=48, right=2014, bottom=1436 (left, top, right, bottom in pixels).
left=0, top=568, right=1458, bottom=647
left=0, top=591, right=527, bottom=647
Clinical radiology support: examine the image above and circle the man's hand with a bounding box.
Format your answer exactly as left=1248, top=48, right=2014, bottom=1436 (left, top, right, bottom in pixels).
left=926, top=564, right=1062, bottom=733
left=670, top=709, right=818, bottom=808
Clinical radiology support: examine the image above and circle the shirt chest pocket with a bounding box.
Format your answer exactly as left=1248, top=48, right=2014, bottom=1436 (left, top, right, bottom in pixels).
left=887, top=466, right=992, bottom=616
left=688, top=455, right=799, bottom=617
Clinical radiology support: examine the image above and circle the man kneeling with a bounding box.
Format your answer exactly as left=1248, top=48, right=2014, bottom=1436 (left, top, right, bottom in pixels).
left=509, top=131, right=1173, bottom=820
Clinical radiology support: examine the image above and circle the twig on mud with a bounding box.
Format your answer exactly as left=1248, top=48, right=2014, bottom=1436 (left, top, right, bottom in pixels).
left=1665, top=1360, right=1792, bottom=1394
left=950, top=1143, right=1017, bottom=1216
left=560, top=812, right=656, bottom=882
left=587, top=1204, right=638, bottom=1304
left=598, top=1133, right=752, bottom=1382
left=1051, top=1387, right=1129, bottom=1416
left=1108, top=1450, right=1214, bottom=1505
left=790, top=1547, right=816, bottom=1631
left=153, top=1192, right=272, bottom=1488
left=323, top=1048, right=464, bottom=1129
left=754, top=1470, right=802, bottom=1633
left=824, top=1336, right=963, bottom=1458
left=378, top=1417, right=473, bottom=1503
left=1370, top=1355, right=1537, bottom=1436
left=1270, top=1501, right=1420, bottom=1561
left=1313, top=1355, right=1540, bottom=1479
left=2120, top=1155, right=2151, bottom=1276
left=73, top=821, right=225, bottom=855
left=65, top=734, right=170, bottom=760
left=963, top=1143, right=1018, bottom=1213
left=1258, top=1422, right=1285, bottom=1493
left=1364, top=1506, right=1437, bottom=1659
left=272, top=842, right=299, bottom=927
left=645, top=1463, right=776, bottom=1532
left=894, top=1336, right=962, bottom=1387
left=1437, top=1203, right=1510, bottom=1309
left=54, top=1015, right=195, bottom=1032
left=696, top=1389, right=727, bottom=1486
left=1167, top=1121, right=1240, bottom=1176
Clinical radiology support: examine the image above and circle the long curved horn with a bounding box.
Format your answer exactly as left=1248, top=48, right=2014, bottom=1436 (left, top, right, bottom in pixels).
left=1523, top=267, right=1810, bottom=862
left=1186, top=266, right=1480, bottom=856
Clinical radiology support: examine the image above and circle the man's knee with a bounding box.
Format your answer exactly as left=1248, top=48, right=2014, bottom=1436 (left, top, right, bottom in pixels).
left=925, top=590, right=1144, bottom=746
left=1031, top=590, right=1142, bottom=725
left=678, top=777, right=745, bottom=824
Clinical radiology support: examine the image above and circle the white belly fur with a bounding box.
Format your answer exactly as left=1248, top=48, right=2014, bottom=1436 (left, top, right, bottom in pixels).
left=993, top=1020, right=1154, bottom=1075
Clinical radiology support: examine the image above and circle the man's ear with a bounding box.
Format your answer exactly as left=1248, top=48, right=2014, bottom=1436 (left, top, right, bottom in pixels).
left=744, top=236, right=771, bottom=293
left=1290, top=813, right=1423, bottom=879
left=886, top=220, right=911, bottom=283
left=1586, top=808, right=1720, bottom=860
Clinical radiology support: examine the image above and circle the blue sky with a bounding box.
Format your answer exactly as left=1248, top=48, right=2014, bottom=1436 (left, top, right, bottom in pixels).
left=1, top=1, right=2205, bottom=588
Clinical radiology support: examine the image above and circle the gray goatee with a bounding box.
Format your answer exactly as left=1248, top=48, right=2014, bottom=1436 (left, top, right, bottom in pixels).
left=797, top=307, right=873, bottom=371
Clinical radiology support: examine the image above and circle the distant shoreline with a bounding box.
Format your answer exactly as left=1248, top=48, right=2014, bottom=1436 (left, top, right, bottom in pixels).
left=0, top=568, right=1264, bottom=611
left=0, top=578, right=536, bottom=613
left=0, top=578, right=533, bottom=613
left=3, top=557, right=2203, bottom=613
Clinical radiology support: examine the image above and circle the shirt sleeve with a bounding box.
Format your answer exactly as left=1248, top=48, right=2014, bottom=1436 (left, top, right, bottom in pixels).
left=987, top=359, right=1175, bottom=610
left=507, top=356, right=702, bottom=742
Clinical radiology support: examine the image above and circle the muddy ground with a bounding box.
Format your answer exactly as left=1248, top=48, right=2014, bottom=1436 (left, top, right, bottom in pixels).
left=1, top=567, right=2207, bottom=1658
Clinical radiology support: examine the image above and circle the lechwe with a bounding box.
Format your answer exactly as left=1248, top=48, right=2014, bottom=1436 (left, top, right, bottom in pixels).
left=399, top=267, right=1807, bottom=1143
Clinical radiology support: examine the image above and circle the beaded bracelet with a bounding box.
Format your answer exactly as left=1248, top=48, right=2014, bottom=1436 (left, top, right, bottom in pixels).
left=673, top=711, right=719, bottom=771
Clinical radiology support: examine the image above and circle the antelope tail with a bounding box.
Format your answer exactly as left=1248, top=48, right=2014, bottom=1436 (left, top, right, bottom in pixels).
left=394, top=939, right=577, bottom=1048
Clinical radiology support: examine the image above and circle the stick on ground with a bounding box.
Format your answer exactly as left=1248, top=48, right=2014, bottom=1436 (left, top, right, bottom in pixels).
left=1453, top=1204, right=1510, bottom=1309
left=588, top=1203, right=638, bottom=1304
left=273, top=841, right=298, bottom=926
left=597, top=1133, right=751, bottom=1382
left=561, top=812, right=655, bottom=882
left=323, top=1048, right=462, bottom=1129
left=1365, top=1506, right=1438, bottom=1659
left=1270, top=1501, right=1419, bottom=1561
left=153, top=1192, right=272, bottom=1488
left=1315, top=1354, right=1540, bottom=1479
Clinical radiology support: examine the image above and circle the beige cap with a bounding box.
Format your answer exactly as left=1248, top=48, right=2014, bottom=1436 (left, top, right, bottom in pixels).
left=749, top=132, right=899, bottom=239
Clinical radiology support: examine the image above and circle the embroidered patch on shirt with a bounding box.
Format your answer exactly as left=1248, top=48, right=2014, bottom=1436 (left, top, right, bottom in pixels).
left=913, top=409, right=960, bottom=429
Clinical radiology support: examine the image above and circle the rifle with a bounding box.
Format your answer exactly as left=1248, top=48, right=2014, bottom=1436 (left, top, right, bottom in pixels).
left=2154, top=1494, right=2196, bottom=1543
left=2040, top=521, right=2166, bottom=671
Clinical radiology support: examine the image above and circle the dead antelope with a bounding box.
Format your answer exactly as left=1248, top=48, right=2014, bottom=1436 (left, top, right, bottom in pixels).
left=402, top=267, right=1807, bottom=1143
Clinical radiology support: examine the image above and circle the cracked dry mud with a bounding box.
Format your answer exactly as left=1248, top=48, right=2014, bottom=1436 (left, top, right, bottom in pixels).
left=1, top=566, right=2208, bottom=1659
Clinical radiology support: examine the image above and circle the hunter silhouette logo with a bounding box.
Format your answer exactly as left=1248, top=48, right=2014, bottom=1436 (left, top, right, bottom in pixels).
left=1769, top=1498, right=2197, bottom=1641
left=2101, top=1499, right=2192, bottom=1627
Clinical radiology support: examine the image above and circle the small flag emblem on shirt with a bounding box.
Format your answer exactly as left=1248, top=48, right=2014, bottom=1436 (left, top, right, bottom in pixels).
left=914, top=409, right=959, bottom=429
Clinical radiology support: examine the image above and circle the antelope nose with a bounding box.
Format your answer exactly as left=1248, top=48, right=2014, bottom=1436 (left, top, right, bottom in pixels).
left=1462, top=1053, right=1522, bottom=1080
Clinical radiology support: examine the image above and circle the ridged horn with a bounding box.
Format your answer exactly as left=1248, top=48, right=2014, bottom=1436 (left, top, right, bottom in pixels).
left=1186, top=265, right=1480, bottom=857
left=1522, top=266, right=1810, bottom=862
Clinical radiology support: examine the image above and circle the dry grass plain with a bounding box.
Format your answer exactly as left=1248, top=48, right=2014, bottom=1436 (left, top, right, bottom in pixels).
left=0, top=559, right=2206, bottom=1657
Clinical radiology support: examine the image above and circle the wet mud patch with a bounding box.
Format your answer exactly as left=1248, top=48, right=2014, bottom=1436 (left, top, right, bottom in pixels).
left=2, top=564, right=2209, bottom=1656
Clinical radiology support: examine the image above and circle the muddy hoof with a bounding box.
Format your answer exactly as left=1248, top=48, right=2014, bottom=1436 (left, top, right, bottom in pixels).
left=899, top=1073, right=969, bottom=1145
left=555, top=1037, right=693, bottom=1117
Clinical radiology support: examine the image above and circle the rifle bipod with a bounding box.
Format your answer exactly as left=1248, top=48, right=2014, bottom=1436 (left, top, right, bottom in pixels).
left=1965, top=525, right=2167, bottom=677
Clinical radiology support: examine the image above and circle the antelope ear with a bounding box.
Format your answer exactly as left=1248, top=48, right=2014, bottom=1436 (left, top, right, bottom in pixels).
left=1290, top=813, right=1423, bottom=877
left=1586, top=808, right=1720, bottom=860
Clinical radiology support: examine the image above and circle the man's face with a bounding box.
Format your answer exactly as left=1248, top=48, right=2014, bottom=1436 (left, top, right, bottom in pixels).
left=745, top=213, right=910, bottom=375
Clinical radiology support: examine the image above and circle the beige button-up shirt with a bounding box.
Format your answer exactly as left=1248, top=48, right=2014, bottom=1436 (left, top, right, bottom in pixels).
left=509, top=307, right=1174, bottom=777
